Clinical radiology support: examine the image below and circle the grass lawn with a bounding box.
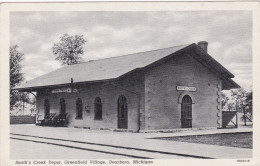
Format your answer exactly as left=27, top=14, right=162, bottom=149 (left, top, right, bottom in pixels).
left=152, top=132, right=252, bottom=149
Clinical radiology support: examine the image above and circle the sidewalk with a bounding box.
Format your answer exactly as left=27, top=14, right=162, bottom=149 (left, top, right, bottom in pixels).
left=10, top=125, right=252, bottom=159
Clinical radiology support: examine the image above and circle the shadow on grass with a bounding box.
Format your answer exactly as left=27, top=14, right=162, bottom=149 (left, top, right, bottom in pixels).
left=150, top=132, right=252, bottom=149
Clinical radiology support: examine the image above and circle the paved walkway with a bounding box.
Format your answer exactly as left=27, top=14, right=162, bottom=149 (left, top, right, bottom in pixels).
left=10, top=125, right=252, bottom=159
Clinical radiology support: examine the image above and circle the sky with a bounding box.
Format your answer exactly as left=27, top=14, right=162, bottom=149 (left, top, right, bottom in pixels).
left=10, top=11, right=252, bottom=91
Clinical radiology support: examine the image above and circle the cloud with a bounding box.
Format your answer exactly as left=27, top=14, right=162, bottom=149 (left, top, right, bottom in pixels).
left=210, top=42, right=222, bottom=50
left=10, top=11, right=252, bottom=90
left=43, top=60, right=61, bottom=70
left=86, top=47, right=121, bottom=60
left=224, top=44, right=251, bottom=62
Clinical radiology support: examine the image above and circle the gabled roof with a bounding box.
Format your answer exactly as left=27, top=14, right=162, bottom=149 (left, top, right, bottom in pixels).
left=14, top=43, right=239, bottom=91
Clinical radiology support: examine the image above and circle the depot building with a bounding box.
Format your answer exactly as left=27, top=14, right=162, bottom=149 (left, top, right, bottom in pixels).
left=14, top=41, right=239, bottom=132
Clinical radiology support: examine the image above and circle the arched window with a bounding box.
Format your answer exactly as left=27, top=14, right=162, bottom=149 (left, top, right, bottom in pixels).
left=44, top=99, right=50, bottom=117
left=76, top=98, right=83, bottom=119
left=118, top=95, right=128, bottom=129
left=60, top=98, right=66, bottom=115
left=181, top=95, right=192, bottom=128
left=94, top=97, right=102, bottom=120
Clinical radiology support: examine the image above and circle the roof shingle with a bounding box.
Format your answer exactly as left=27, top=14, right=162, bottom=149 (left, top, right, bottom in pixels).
left=15, top=44, right=189, bottom=90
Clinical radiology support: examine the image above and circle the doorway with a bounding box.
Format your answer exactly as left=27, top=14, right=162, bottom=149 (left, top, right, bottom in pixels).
left=76, top=98, right=83, bottom=119
left=60, top=98, right=66, bottom=115
left=118, top=95, right=128, bottom=129
left=44, top=99, right=50, bottom=117
left=181, top=95, right=192, bottom=128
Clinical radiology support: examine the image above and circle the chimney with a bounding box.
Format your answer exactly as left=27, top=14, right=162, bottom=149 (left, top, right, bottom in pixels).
left=197, top=41, right=208, bottom=52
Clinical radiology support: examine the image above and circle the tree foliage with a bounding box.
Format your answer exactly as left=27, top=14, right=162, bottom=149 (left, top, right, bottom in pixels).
left=230, top=88, right=248, bottom=109
left=221, top=92, right=229, bottom=109
left=222, top=88, right=253, bottom=114
left=10, top=45, right=24, bottom=89
left=52, top=34, right=86, bottom=65
left=245, top=91, right=253, bottom=115
left=12, top=92, right=30, bottom=112
left=10, top=45, right=25, bottom=110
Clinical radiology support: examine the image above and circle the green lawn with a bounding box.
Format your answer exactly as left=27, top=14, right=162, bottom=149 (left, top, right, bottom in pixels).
left=152, top=132, right=252, bottom=149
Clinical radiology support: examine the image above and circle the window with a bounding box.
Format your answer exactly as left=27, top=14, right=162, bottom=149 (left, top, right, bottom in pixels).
left=44, top=99, right=50, bottom=117
left=76, top=98, right=83, bottom=119
left=60, top=98, right=66, bottom=115
left=94, top=97, right=102, bottom=120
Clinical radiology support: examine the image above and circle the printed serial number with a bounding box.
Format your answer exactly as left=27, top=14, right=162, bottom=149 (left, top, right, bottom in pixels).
left=237, top=160, right=250, bottom=162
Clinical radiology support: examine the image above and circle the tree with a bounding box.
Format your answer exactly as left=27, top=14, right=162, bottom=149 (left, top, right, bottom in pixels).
left=230, top=88, right=248, bottom=111
left=222, top=88, right=253, bottom=126
left=10, top=45, right=24, bottom=89
left=221, top=92, right=229, bottom=109
left=12, top=92, right=30, bottom=115
left=221, top=88, right=252, bottom=112
left=245, top=91, right=253, bottom=116
left=10, top=45, right=25, bottom=110
left=52, top=34, right=86, bottom=65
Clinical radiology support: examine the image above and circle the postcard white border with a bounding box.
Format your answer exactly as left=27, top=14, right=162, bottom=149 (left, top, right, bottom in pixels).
left=1, top=2, right=259, bottom=166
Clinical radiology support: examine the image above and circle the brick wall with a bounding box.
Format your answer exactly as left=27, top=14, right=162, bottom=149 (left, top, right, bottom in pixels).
left=144, top=53, right=220, bottom=130
left=36, top=72, right=144, bottom=131
left=35, top=53, right=222, bottom=131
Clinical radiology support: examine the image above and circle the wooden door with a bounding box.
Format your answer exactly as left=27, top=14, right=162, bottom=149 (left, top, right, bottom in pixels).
left=118, top=95, right=128, bottom=129
left=44, top=99, right=50, bottom=117
left=76, top=98, right=83, bottom=119
left=181, top=95, right=192, bottom=128
left=60, top=98, right=66, bottom=115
